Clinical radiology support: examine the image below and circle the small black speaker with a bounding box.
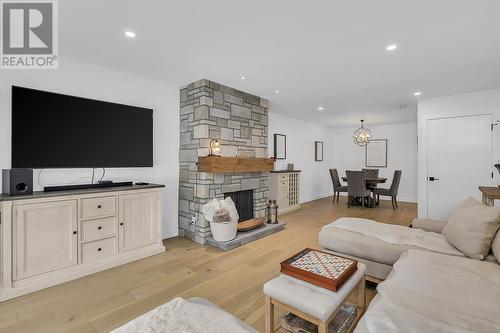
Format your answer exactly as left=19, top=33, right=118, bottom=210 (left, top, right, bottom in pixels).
left=2, top=169, right=33, bottom=195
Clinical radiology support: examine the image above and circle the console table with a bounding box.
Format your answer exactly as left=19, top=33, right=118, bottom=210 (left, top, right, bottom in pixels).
left=0, top=184, right=165, bottom=301
left=479, top=186, right=500, bottom=206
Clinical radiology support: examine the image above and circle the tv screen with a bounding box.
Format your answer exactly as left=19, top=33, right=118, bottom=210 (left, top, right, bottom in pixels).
left=11, top=86, right=153, bottom=168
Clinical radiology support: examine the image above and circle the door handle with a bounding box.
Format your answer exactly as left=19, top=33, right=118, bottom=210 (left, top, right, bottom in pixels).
left=428, top=177, right=440, bottom=181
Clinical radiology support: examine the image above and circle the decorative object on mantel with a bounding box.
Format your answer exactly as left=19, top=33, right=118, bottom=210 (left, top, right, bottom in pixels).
left=267, top=200, right=279, bottom=224
left=365, top=139, right=388, bottom=167
left=208, top=139, right=221, bottom=156
left=353, top=119, right=372, bottom=146
left=274, top=133, right=287, bottom=159
left=202, top=197, right=238, bottom=242
left=197, top=156, right=274, bottom=173
left=287, top=163, right=294, bottom=171
left=315, top=141, right=323, bottom=161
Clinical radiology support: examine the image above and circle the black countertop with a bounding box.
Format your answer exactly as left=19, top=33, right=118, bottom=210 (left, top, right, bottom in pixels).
left=0, top=184, right=165, bottom=202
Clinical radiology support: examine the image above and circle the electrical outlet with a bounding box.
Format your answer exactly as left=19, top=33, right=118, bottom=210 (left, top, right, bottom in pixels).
left=190, top=216, right=196, bottom=225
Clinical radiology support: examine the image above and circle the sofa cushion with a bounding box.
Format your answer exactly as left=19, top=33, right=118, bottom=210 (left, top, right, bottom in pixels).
left=443, top=197, right=500, bottom=260
left=319, top=227, right=410, bottom=266
left=492, top=231, right=500, bottom=264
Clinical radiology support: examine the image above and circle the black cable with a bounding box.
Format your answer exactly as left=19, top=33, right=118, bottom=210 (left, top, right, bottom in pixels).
left=91, top=168, right=95, bottom=184
left=100, top=168, right=106, bottom=182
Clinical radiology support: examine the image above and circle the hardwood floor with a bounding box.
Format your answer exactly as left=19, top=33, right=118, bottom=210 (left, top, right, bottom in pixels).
left=0, top=196, right=416, bottom=333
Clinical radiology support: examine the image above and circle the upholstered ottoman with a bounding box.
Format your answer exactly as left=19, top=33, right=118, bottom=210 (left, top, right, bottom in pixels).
left=263, top=263, right=366, bottom=333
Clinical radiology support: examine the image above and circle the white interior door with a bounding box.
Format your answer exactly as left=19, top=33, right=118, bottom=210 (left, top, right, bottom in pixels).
left=427, top=114, right=492, bottom=220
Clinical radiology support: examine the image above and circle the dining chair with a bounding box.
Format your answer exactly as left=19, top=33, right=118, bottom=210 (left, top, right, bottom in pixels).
left=362, top=168, right=379, bottom=179
left=329, top=169, right=347, bottom=204
left=346, top=170, right=372, bottom=208
left=362, top=168, right=379, bottom=190
left=372, top=170, right=402, bottom=209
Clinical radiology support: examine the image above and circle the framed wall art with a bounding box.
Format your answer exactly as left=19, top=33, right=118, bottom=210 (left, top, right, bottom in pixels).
left=366, top=139, right=387, bottom=167
left=274, top=134, right=287, bottom=159
left=315, top=141, right=323, bottom=161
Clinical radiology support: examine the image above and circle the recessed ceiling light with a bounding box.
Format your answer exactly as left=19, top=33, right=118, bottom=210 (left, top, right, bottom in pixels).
left=386, top=44, right=398, bottom=51
left=317, top=106, right=324, bottom=111
left=124, top=31, right=136, bottom=38
left=414, top=91, right=422, bottom=96
left=275, top=90, right=280, bottom=94
left=240, top=76, right=246, bottom=80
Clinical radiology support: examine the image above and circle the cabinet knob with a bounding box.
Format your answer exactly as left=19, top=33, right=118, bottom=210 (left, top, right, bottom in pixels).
left=73, top=231, right=77, bottom=235
left=98, top=226, right=102, bottom=230
left=97, top=205, right=102, bottom=209
left=98, top=248, right=102, bottom=252
left=120, top=222, right=124, bottom=226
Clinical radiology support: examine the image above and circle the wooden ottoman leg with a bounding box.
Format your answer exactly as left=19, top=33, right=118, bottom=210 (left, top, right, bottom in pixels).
left=318, top=321, right=328, bottom=333
left=358, top=277, right=366, bottom=313
left=265, top=296, right=274, bottom=333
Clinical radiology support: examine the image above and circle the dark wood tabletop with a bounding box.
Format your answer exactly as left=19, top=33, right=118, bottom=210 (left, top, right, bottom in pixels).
left=341, top=176, right=387, bottom=183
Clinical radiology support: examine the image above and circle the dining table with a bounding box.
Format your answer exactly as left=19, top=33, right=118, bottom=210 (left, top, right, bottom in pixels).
left=341, top=176, right=387, bottom=185
left=341, top=176, right=388, bottom=207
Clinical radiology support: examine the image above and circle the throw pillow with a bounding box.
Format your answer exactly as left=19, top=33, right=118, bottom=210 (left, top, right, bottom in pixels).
left=443, top=196, right=500, bottom=260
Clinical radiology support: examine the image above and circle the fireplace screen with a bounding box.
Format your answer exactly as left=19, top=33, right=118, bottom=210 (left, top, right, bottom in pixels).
left=224, top=190, right=254, bottom=222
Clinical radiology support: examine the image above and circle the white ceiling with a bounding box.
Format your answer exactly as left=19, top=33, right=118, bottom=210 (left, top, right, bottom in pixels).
left=60, top=0, right=500, bottom=128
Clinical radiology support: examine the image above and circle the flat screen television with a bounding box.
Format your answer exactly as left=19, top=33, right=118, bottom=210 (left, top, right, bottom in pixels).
left=11, top=86, right=153, bottom=168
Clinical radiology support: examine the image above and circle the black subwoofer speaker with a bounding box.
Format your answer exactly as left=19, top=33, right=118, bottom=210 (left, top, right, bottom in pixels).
left=2, top=169, right=33, bottom=195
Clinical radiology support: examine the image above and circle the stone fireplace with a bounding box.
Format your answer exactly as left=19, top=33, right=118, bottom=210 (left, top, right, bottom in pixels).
left=178, top=79, right=272, bottom=245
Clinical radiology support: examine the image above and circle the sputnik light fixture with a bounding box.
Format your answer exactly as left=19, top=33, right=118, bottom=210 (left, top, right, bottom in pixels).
left=353, top=120, right=372, bottom=146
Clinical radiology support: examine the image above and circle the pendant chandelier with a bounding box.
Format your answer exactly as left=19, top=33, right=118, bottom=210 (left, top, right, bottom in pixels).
left=353, top=120, right=372, bottom=146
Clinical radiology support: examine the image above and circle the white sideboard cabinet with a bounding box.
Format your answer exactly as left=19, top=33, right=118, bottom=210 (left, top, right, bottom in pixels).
left=269, top=171, right=301, bottom=214
left=0, top=185, right=165, bottom=301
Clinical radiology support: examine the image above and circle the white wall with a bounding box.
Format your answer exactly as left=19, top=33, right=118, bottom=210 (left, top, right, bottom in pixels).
left=417, top=89, right=500, bottom=218
left=0, top=58, right=180, bottom=238
left=268, top=112, right=336, bottom=203
left=330, top=122, right=418, bottom=203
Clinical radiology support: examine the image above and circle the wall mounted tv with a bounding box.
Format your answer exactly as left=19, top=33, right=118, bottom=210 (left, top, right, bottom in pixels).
left=11, top=86, right=154, bottom=168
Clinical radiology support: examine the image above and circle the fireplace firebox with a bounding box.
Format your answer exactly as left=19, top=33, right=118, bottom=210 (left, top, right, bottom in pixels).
left=224, top=190, right=254, bottom=222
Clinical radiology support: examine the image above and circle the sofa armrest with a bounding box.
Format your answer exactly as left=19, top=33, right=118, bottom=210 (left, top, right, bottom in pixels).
left=411, top=218, right=447, bottom=233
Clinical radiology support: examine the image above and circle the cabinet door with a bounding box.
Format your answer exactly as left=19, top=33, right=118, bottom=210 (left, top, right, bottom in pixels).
left=118, top=192, right=158, bottom=252
left=13, top=200, right=78, bottom=280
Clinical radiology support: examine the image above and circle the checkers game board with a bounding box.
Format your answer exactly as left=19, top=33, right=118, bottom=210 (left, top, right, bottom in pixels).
left=280, top=248, right=358, bottom=291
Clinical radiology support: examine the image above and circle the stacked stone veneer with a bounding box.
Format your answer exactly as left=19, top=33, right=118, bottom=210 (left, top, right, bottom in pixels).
left=179, top=79, right=270, bottom=244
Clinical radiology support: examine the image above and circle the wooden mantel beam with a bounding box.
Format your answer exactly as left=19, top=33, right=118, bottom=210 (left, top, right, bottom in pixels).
left=197, top=156, right=275, bottom=173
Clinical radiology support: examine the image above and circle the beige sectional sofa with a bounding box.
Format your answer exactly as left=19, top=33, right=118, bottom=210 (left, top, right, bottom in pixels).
left=319, top=197, right=500, bottom=332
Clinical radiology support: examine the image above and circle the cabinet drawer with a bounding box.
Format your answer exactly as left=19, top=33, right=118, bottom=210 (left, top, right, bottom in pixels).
left=81, top=237, right=116, bottom=263
left=81, top=217, right=116, bottom=242
left=81, top=196, right=116, bottom=220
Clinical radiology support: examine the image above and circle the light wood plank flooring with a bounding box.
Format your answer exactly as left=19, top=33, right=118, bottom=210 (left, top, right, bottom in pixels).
left=0, top=196, right=416, bottom=333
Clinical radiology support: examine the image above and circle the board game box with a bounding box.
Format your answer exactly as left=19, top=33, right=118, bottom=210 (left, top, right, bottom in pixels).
left=280, top=248, right=358, bottom=291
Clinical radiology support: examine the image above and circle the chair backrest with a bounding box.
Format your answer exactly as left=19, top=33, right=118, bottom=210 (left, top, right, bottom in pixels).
left=346, top=170, right=368, bottom=197
left=329, top=168, right=341, bottom=190
left=390, top=170, right=402, bottom=195
left=362, top=168, right=379, bottom=179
